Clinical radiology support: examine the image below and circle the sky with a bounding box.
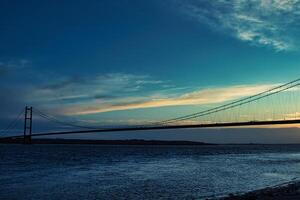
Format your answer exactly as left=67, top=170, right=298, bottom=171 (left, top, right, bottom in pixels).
left=1, top=0, right=300, bottom=143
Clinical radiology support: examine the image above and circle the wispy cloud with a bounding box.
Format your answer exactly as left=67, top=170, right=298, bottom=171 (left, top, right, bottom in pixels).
left=0, top=59, right=29, bottom=76
left=27, top=72, right=290, bottom=121
left=30, top=73, right=168, bottom=105
left=179, top=0, right=300, bottom=51
left=61, top=84, right=274, bottom=115
left=28, top=72, right=277, bottom=116
left=283, top=112, right=300, bottom=119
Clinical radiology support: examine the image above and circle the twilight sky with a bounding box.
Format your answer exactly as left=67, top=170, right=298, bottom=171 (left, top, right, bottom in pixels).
left=1, top=0, right=300, bottom=142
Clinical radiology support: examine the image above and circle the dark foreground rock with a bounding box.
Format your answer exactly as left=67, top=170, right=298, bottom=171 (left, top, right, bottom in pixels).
left=220, top=181, right=300, bottom=200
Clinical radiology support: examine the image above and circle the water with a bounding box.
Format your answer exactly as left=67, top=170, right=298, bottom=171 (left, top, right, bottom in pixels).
left=1, top=144, right=300, bottom=199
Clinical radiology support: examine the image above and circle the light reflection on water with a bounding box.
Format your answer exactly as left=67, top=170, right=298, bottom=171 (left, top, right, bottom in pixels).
left=1, top=144, right=300, bottom=199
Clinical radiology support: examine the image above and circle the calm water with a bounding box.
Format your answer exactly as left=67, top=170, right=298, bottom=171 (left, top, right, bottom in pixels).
left=1, top=144, right=300, bottom=199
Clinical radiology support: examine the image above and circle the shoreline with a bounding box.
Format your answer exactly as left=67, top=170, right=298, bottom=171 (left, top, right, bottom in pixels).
left=220, top=180, right=300, bottom=200
left=0, top=138, right=214, bottom=145
left=2, top=138, right=300, bottom=146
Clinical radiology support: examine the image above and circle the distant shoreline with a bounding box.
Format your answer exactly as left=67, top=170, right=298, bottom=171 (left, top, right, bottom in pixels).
left=2, top=138, right=300, bottom=145
left=0, top=138, right=214, bottom=145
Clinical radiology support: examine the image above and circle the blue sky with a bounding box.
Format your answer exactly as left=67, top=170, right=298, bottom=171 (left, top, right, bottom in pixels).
left=1, top=0, right=300, bottom=142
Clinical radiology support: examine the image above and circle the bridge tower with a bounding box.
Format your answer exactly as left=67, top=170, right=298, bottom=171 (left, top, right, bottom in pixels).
left=24, top=106, right=33, bottom=144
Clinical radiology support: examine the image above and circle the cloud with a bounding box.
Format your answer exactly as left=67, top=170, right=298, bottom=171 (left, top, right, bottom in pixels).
left=28, top=72, right=278, bottom=117
left=0, top=67, right=7, bottom=76
left=61, top=84, right=275, bottom=115
left=179, top=0, right=300, bottom=51
left=41, top=77, right=82, bottom=90
left=283, top=112, right=300, bottom=119
left=0, top=59, right=29, bottom=76
left=30, top=73, right=167, bottom=105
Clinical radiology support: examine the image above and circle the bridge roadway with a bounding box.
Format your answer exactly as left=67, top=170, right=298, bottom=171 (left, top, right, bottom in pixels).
left=6, top=119, right=300, bottom=139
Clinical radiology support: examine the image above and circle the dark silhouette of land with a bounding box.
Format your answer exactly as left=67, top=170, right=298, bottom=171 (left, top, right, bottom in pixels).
left=221, top=181, right=300, bottom=200
left=0, top=138, right=213, bottom=145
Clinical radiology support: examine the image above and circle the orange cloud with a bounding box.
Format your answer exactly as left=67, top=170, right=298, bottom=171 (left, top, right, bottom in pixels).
left=62, top=84, right=275, bottom=115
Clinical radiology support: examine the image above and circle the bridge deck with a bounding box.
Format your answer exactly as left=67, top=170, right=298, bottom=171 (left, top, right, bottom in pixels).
left=5, top=119, right=299, bottom=138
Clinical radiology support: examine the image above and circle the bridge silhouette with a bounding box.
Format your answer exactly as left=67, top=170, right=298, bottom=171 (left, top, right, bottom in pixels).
left=1, top=78, right=300, bottom=143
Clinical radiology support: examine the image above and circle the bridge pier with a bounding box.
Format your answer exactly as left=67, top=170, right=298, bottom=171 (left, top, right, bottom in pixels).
left=23, top=106, right=32, bottom=144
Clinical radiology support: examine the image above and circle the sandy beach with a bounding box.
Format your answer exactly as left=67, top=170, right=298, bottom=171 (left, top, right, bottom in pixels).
left=221, top=181, right=300, bottom=200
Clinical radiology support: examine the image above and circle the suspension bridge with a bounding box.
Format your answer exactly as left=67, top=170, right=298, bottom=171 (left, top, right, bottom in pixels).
left=1, top=78, right=300, bottom=144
